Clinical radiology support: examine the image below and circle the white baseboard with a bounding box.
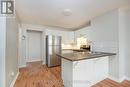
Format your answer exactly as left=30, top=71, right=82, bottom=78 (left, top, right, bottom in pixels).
left=42, top=61, right=46, bottom=65
left=19, top=61, right=45, bottom=68
left=119, top=76, right=126, bottom=82
left=9, top=72, right=19, bottom=87
left=26, top=59, right=43, bottom=63
left=108, top=75, right=121, bottom=82
left=108, top=75, right=130, bottom=83
left=124, top=76, right=130, bottom=81
left=19, top=64, right=26, bottom=68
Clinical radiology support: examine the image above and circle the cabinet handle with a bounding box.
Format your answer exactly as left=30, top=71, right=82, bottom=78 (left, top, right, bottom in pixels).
left=94, top=58, right=100, bottom=63
left=73, top=61, right=79, bottom=68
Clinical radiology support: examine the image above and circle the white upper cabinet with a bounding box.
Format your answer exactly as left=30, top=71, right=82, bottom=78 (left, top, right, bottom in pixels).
left=75, top=26, right=91, bottom=39
left=46, top=29, right=75, bottom=44
left=62, top=31, right=75, bottom=44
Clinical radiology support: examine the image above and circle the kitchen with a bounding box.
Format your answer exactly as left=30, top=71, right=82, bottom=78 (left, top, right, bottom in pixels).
left=17, top=8, right=129, bottom=87
left=1, top=0, right=130, bottom=87
left=44, top=10, right=117, bottom=87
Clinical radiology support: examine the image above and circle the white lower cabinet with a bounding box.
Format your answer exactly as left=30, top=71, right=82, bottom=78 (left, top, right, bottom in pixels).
left=62, top=56, right=109, bottom=87
left=73, top=59, right=94, bottom=87
left=93, top=57, right=109, bottom=84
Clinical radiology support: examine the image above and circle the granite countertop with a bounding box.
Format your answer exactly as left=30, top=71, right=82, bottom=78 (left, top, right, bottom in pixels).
left=62, top=49, right=89, bottom=52
left=57, top=51, right=116, bottom=61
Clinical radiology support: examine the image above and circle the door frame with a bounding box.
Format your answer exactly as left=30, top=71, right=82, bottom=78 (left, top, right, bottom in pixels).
left=25, top=29, right=46, bottom=64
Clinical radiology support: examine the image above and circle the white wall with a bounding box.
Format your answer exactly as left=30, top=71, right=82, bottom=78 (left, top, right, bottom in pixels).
left=124, top=8, right=130, bottom=78
left=0, top=15, right=19, bottom=87
left=117, top=7, right=130, bottom=80
left=0, top=17, right=6, bottom=87
left=118, top=8, right=127, bottom=80
left=5, top=16, right=19, bottom=87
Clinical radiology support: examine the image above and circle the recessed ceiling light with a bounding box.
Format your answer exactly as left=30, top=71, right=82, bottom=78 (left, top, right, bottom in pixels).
left=62, top=9, right=72, bottom=16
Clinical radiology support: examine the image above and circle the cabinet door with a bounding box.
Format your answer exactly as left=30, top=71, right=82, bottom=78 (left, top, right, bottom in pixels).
left=68, top=32, right=75, bottom=44
left=93, top=57, right=109, bottom=83
left=62, top=32, right=75, bottom=44
left=73, top=60, right=94, bottom=87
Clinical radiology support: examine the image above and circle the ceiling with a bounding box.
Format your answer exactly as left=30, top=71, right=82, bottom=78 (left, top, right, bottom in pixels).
left=16, top=0, right=130, bottom=30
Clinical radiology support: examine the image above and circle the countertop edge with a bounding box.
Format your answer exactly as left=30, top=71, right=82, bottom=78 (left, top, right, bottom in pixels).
left=57, top=52, right=116, bottom=61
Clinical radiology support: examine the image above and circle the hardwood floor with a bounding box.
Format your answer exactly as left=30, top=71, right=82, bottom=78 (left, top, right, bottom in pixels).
left=121, top=80, right=130, bottom=87
left=14, top=61, right=64, bottom=87
left=92, top=79, right=130, bottom=87
left=14, top=61, right=130, bottom=87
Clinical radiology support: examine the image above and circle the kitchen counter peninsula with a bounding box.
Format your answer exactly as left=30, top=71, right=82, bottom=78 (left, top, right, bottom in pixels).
left=57, top=51, right=116, bottom=61
left=57, top=51, right=116, bottom=87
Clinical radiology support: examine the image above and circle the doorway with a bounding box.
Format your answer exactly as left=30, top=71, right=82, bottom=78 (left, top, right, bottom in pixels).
left=26, top=30, right=43, bottom=62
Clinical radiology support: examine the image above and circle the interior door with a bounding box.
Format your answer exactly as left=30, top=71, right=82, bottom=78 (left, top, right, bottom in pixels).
left=27, top=30, right=42, bottom=62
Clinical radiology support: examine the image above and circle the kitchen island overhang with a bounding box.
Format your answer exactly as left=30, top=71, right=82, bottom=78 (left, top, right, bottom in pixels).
left=57, top=51, right=116, bottom=61
left=57, top=52, right=116, bottom=87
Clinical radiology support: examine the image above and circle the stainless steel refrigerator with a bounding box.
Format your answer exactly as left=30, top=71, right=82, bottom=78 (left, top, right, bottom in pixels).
left=46, top=35, right=62, bottom=67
